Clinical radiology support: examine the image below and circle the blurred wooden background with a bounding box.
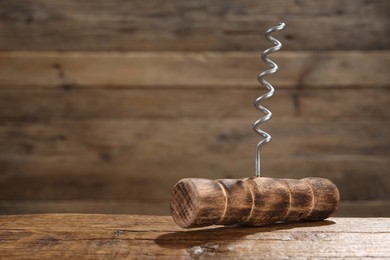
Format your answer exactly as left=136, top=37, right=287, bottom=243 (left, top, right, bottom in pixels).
left=0, top=0, right=389, bottom=216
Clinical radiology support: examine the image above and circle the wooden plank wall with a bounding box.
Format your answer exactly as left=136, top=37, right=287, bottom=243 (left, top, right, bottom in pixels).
left=0, top=0, right=389, bottom=216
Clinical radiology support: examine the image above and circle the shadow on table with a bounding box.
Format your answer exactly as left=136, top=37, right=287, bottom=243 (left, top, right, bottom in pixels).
left=154, top=220, right=335, bottom=250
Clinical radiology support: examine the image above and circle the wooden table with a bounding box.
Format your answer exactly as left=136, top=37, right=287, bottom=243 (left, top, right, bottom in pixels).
left=0, top=214, right=389, bottom=259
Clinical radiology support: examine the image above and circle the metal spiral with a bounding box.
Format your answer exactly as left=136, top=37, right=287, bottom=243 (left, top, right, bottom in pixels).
left=253, top=22, right=285, bottom=177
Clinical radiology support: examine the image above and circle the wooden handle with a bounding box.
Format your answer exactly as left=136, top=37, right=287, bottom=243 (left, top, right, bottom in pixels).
left=170, top=177, right=339, bottom=228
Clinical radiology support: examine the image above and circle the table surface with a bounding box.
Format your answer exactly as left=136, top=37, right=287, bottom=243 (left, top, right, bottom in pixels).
left=0, top=214, right=389, bottom=259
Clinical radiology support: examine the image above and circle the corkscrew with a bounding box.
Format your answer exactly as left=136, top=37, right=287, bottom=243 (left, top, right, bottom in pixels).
left=253, top=22, right=285, bottom=177
left=169, top=23, right=340, bottom=228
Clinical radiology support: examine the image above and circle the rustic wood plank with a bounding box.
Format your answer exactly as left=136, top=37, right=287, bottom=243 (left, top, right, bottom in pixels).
left=336, top=200, right=390, bottom=217
left=0, top=157, right=388, bottom=201
left=0, top=215, right=388, bottom=259
left=0, top=119, right=388, bottom=201
left=0, top=200, right=169, bottom=215
left=1, top=200, right=389, bottom=217
left=0, top=0, right=388, bottom=51
left=0, top=51, right=388, bottom=88
left=1, top=119, right=387, bottom=159
left=0, top=88, right=389, bottom=120
left=0, top=0, right=387, bottom=228
left=0, top=154, right=390, bottom=200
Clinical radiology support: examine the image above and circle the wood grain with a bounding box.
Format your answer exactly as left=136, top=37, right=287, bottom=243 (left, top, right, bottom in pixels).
left=0, top=0, right=388, bottom=51
left=1, top=200, right=389, bottom=217
left=0, top=88, right=388, bottom=120
left=1, top=119, right=387, bottom=158
left=0, top=215, right=388, bottom=259
left=0, top=51, right=388, bottom=87
left=0, top=119, right=388, bottom=202
left=0, top=156, right=388, bottom=202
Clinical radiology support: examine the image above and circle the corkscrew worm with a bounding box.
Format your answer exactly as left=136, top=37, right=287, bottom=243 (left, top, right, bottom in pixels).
left=253, top=22, right=285, bottom=177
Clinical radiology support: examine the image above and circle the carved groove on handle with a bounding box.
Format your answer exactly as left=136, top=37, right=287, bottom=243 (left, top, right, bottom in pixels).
left=243, top=180, right=255, bottom=223
left=279, top=179, right=292, bottom=220
left=302, top=178, right=316, bottom=218
left=216, top=180, right=228, bottom=224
